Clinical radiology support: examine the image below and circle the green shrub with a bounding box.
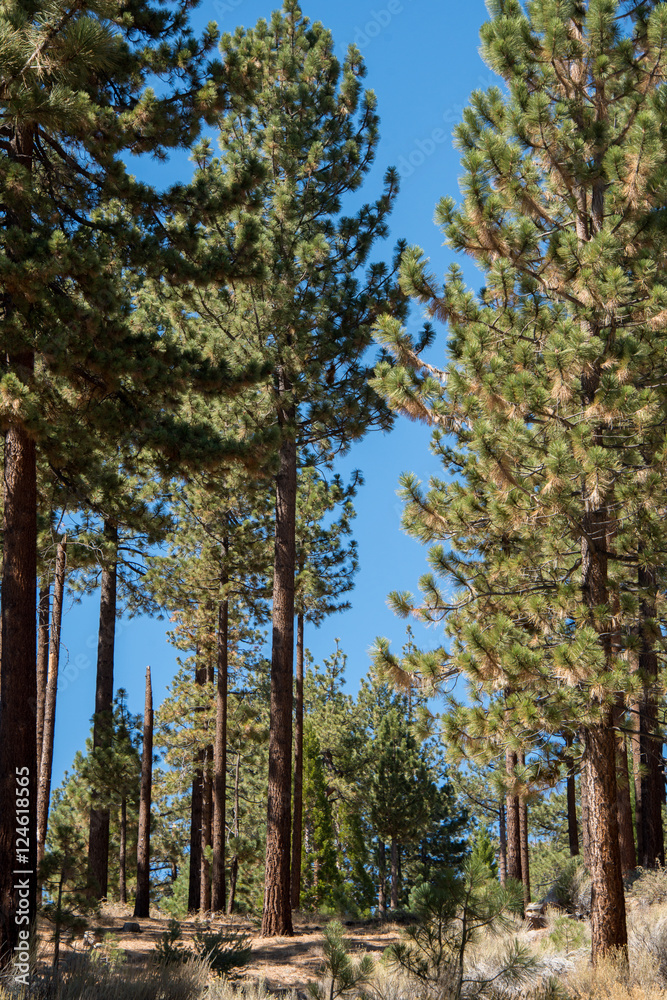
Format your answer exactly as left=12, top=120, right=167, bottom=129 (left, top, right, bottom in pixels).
left=192, top=922, right=251, bottom=975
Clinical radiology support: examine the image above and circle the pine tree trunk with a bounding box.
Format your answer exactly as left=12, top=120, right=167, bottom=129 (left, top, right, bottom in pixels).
left=188, top=655, right=206, bottom=913
left=584, top=718, right=627, bottom=960
left=88, top=520, right=118, bottom=900
left=36, top=583, right=50, bottom=773
left=200, top=744, right=212, bottom=914
left=390, top=838, right=399, bottom=910
left=580, top=740, right=592, bottom=869
left=498, top=801, right=507, bottom=884
left=291, top=612, right=305, bottom=911
left=614, top=708, right=636, bottom=874
left=134, top=667, right=153, bottom=918
left=378, top=841, right=387, bottom=918
left=505, top=749, right=522, bottom=883
left=188, top=762, right=203, bottom=913
left=227, top=752, right=241, bottom=915
left=518, top=752, right=530, bottom=911
left=37, top=537, right=67, bottom=887
left=580, top=491, right=627, bottom=961
left=262, top=427, right=297, bottom=937
left=0, top=123, right=37, bottom=970
left=119, top=798, right=127, bottom=905
left=565, top=737, right=580, bottom=857
left=212, top=541, right=229, bottom=914
left=636, top=564, right=664, bottom=868
left=0, top=366, right=38, bottom=967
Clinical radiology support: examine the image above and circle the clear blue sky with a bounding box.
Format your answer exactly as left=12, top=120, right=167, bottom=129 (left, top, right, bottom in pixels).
left=51, top=0, right=492, bottom=788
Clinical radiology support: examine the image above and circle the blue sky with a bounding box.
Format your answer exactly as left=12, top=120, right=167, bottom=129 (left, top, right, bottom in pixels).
left=51, top=0, right=493, bottom=787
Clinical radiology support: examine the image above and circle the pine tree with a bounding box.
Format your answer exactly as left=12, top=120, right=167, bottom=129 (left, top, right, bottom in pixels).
left=202, top=0, right=408, bottom=936
left=373, top=0, right=667, bottom=962
left=0, top=0, right=262, bottom=960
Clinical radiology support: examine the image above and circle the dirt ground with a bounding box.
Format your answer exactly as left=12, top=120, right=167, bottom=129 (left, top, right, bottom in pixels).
left=39, top=906, right=405, bottom=992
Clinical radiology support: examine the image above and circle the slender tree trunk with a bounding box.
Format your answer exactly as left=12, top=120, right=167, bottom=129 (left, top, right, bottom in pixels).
left=200, top=744, right=212, bottom=914
left=37, top=537, right=67, bottom=889
left=378, top=841, right=387, bottom=918
left=119, top=798, right=127, bottom=905
left=518, top=752, right=530, bottom=911
left=134, top=667, right=153, bottom=918
left=505, top=749, right=522, bottom=883
left=262, top=428, right=297, bottom=937
left=187, top=655, right=206, bottom=913
left=212, top=540, right=229, bottom=914
left=36, top=583, right=50, bottom=773
left=498, top=801, right=507, bottom=884
left=188, top=761, right=203, bottom=913
left=614, top=705, right=636, bottom=873
left=390, top=838, right=399, bottom=910
left=291, top=611, right=305, bottom=910
left=636, top=564, right=664, bottom=868
left=0, top=124, right=37, bottom=970
left=227, top=752, right=241, bottom=915
left=565, top=737, right=580, bottom=857
left=580, top=747, right=592, bottom=870
left=88, top=520, right=118, bottom=900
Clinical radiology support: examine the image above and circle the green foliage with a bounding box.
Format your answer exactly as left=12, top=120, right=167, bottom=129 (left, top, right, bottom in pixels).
left=307, top=921, right=374, bottom=1000
left=470, top=829, right=498, bottom=881
left=548, top=916, right=587, bottom=958
left=386, top=858, right=530, bottom=1000
left=154, top=919, right=189, bottom=966
left=153, top=919, right=251, bottom=974
left=192, top=922, right=252, bottom=975
left=40, top=806, right=99, bottom=968
left=530, top=850, right=585, bottom=913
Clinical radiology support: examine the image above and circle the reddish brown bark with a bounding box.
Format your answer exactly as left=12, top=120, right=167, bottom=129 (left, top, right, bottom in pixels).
left=291, top=612, right=305, bottom=910
left=37, top=537, right=67, bottom=885
left=0, top=124, right=37, bottom=969
left=564, top=736, right=580, bottom=857
left=0, top=389, right=38, bottom=966
left=227, top=752, right=241, bottom=915
left=133, top=667, right=153, bottom=918
left=88, top=520, right=118, bottom=900
left=377, top=840, right=387, bottom=918
left=261, top=430, right=296, bottom=937
left=212, top=542, right=229, bottom=914
left=518, top=752, right=530, bottom=910
left=119, top=798, right=127, bottom=905
left=580, top=493, right=627, bottom=961
left=390, top=838, right=399, bottom=910
left=187, top=656, right=206, bottom=913
left=505, top=749, right=522, bottom=884
left=36, top=583, right=50, bottom=773
left=200, top=743, right=212, bottom=915
left=614, top=711, right=636, bottom=874
left=498, top=801, right=507, bottom=884
left=584, top=719, right=627, bottom=959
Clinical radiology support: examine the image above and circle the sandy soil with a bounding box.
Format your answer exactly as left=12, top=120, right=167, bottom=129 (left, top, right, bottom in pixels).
left=39, top=906, right=404, bottom=993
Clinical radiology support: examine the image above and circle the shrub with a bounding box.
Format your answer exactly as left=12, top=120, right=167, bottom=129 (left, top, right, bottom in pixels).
left=153, top=918, right=251, bottom=975
left=192, top=921, right=251, bottom=975
left=628, top=867, right=667, bottom=907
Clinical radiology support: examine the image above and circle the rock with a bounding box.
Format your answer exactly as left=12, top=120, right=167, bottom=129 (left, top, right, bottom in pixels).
left=122, top=921, right=142, bottom=933
left=525, top=902, right=547, bottom=929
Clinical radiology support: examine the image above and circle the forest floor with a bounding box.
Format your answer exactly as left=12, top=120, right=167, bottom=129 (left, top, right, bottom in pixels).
left=37, top=905, right=405, bottom=994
